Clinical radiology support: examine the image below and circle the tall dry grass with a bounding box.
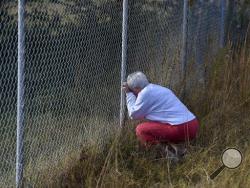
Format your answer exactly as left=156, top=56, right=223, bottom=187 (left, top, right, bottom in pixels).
left=28, top=37, right=250, bottom=188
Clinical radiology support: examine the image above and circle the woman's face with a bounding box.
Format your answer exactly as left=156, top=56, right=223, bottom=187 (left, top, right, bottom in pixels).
left=130, top=87, right=142, bottom=97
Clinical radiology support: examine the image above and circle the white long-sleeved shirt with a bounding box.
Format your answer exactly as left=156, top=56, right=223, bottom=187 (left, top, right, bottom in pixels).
left=126, top=83, right=196, bottom=125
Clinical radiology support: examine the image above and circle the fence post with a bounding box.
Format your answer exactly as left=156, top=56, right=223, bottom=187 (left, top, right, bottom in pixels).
left=220, top=0, right=226, bottom=48
left=181, top=0, right=188, bottom=79
left=119, top=0, right=129, bottom=128
left=17, top=0, right=25, bottom=187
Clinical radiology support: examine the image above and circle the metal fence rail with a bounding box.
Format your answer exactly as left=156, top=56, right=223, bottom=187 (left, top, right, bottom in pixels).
left=0, top=0, right=232, bottom=186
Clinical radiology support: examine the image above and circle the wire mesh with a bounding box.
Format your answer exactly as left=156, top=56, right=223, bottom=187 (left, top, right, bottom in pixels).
left=23, top=0, right=122, bottom=185
left=0, top=0, right=230, bottom=186
left=0, top=0, right=18, bottom=186
left=1, top=0, right=123, bottom=186
left=184, top=0, right=225, bottom=94
left=126, top=0, right=184, bottom=90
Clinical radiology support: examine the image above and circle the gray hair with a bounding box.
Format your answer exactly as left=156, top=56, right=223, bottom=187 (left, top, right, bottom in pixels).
left=127, top=71, right=149, bottom=90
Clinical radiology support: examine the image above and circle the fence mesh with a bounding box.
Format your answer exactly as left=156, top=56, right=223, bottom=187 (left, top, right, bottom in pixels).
left=1, top=0, right=123, bottom=186
left=0, top=0, right=18, bottom=186
left=0, top=0, right=232, bottom=186
left=185, top=0, right=224, bottom=92
left=127, top=0, right=183, bottom=90
left=23, top=0, right=123, bottom=185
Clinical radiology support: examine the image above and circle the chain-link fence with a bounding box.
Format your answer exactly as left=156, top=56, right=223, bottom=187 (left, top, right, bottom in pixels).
left=0, top=0, right=233, bottom=187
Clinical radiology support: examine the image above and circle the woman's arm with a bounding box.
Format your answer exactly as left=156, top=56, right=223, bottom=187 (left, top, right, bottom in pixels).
left=126, top=92, right=149, bottom=120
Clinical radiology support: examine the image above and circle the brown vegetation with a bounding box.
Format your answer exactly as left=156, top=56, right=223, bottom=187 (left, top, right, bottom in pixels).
left=30, top=37, right=250, bottom=188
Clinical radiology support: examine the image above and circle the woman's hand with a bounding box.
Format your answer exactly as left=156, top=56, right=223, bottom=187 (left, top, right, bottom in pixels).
left=122, top=82, right=131, bottom=93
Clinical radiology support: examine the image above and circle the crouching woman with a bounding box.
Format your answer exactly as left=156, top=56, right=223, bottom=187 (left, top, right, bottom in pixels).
left=122, top=71, right=199, bottom=157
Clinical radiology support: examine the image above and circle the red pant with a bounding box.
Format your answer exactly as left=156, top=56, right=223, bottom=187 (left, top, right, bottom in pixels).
left=136, top=119, right=199, bottom=145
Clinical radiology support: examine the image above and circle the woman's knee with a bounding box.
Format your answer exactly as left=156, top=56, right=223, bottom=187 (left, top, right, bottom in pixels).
left=136, top=123, right=158, bottom=145
left=136, top=123, right=154, bottom=139
left=136, top=123, right=146, bottom=137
